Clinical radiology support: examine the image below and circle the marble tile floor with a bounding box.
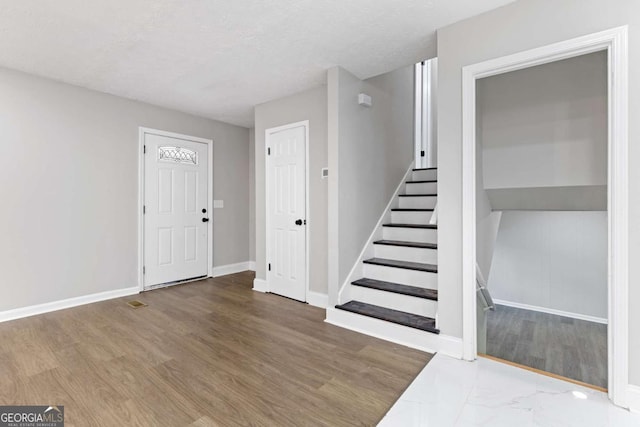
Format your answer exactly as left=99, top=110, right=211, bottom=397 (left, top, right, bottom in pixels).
left=379, top=353, right=640, bottom=426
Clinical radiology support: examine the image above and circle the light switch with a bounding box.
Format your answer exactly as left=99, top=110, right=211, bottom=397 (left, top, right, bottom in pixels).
left=213, top=200, right=224, bottom=209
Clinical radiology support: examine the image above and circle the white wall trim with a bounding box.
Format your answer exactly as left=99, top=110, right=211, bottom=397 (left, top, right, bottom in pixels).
left=211, top=261, right=253, bottom=278
left=307, top=291, right=329, bottom=309
left=265, top=121, right=310, bottom=302
left=0, top=287, right=139, bottom=323
left=493, top=299, right=608, bottom=325
left=138, top=127, right=215, bottom=291
left=461, top=26, right=629, bottom=407
left=252, top=278, right=269, bottom=293
left=628, top=385, right=640, bottom=414
left=248, top=261, right=256, bottom=271
left=337, top=161, right=415, bottom=304
left=326, top=308, right=463, bottom=358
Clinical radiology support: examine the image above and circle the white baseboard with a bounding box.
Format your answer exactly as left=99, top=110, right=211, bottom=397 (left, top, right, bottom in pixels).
left=253, top=278, right=269, bottom=293
left=248, top=261, right=256, bottom=271
left=307, top=291, right=328, bottom=309
left=325, top=307, right=463, bottom=358
left=628, top=385, right=640, bottom=413
left=493, top=299, right=608, bottom=324
left=212, top=261, right=252, bottom=277
left=0, top=286, right=140, bottom=323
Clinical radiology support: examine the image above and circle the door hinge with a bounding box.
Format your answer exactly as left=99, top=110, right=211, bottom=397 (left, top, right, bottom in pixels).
left=144, top=145, right=146, bottom=154
left=267, top=147, right=271, bottom=155
left=143, top=205, right=146, bottom=214
left=143, top=266, right=146, bottom=275
left=420, top=150, right=425, bottom=157
left=268, top=263, right=271, bottom=271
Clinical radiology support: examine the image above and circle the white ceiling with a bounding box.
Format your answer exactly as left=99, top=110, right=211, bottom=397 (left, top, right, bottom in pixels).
left=0, top=0, right=513, bottom=127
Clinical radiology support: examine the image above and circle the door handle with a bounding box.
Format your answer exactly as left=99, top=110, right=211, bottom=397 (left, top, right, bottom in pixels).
left=202, top=218, right=210, bottom=223
left=295, top=219, right=303, bottom=226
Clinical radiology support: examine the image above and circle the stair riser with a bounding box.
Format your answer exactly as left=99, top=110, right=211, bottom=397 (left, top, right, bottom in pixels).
left=391, top=211, right=433, bottom=224
left=412, top=169, right=437, bottom=181
left=399, top=196, right=437, bottom=209
left=374, top=244, right=437, bottom=265
left=349, top=285, right=438, bottom=318
left=383, top=227, right=437, bottom=243
left=406, top=182, right=437, bottom=194
left=363, top=264, right=438, bottom=288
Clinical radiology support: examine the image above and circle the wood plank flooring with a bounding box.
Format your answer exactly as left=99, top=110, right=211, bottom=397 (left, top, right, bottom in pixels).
left=486, top=304, right=607, bottom=389
left=0, top=271, right=432, bottom=426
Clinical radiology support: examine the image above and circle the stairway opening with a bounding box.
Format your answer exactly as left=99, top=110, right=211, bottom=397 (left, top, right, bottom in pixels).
left=475, top=50, right=609, bottom=390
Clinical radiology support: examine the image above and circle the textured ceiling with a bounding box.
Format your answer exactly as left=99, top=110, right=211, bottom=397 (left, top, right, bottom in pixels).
left=0, top=0, right=514, bottom=127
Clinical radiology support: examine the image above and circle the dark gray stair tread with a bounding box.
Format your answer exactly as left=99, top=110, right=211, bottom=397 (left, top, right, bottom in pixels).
left=335, top=301, right=439, bottom=334
left=352, top=278, right=438, bottom=301
left=373, top=240, right=437, bottom=249
left=363, top=257, right=437, bottom=273
left=399, top=193, right=437, bottom=197
left=383, top=223, right=437, bottom=229
left=406, top=180, right=437, bottom=184
left=391, top=208, right=434, bottom=212
left=413, top=167, right=437, bottom=171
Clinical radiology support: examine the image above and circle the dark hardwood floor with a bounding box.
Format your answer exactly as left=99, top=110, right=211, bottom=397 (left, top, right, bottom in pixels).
left=486, top=304, right=607, bottom=389
left=0, top=271, right=432, bottom=426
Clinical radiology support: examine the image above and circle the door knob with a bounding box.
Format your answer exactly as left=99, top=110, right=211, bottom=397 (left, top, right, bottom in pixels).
left=202, top=218, right=210, bottom=223
left=295, top=219, right=303, bottom=226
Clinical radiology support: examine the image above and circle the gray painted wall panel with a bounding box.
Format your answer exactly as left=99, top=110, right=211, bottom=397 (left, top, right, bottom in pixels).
left=0, top=67, right=250, bottom=312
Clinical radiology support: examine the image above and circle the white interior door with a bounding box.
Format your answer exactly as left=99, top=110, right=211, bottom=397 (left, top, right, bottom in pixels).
left=144, top=133, right=209, bottom=289
left=267, top=124, right=307, bottom=302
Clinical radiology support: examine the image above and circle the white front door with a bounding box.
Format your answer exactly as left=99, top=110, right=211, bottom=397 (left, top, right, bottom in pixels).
left=143, top=132, right=209, bottom=289
left=267, top=123, right=307, bottom=302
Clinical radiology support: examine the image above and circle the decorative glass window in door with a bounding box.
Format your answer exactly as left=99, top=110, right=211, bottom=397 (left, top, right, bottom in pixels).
left=158, top=146, right=198, bottom=165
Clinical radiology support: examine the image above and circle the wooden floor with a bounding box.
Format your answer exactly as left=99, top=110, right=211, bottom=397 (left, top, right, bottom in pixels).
left=0, top=271, right=432, bottom=426
left=486, top=304, right=607, bottom=389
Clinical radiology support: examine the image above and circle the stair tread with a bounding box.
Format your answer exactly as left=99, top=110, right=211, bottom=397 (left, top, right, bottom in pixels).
left=373, top=240, right=437, bottom=249
left=406, top=180, right=437, bottom=184
left=335, top=301, right=439, bottom=334
left=352, top=278, right=438, bottom=300
left=363, top=257, right=437, bottom=273
left=383, top=223, right=437, bottom=229
left=399, top=193, right=437, bottom=197
left=391, top=208, right=434, bottom=212
left=413, top=167, right=437, bottom=171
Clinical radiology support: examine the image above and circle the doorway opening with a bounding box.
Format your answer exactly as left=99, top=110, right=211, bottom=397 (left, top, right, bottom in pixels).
left=477, top=51, right=608, bottom=390
left=461, top=26, right=629, bottom=406
left=414, top=58, right=438, bottom=169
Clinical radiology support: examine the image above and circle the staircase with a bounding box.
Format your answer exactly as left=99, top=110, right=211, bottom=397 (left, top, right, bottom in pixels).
left=334, top=167, right=440, bottom=336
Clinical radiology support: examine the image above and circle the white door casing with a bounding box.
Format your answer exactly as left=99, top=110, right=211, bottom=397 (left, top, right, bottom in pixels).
left=266, top=122, right=308, bottom=302
left=461, top=26, right=628, bottom=407
left=140, top=129, right=212, bottom=289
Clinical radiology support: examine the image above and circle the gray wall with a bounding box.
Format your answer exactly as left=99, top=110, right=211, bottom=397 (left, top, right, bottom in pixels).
left=254, top=86, right=328, bottom=294
left=327, top=65, right=415, bottom=303
left=436, top=0, right=640, bottom=385
left=249, top=128, right=256, bottom=264
left=489, top=211, right=607, bottom=319
left=478, top=51, right=608, bottom=190
left=0, top=67, right=250, bottom=312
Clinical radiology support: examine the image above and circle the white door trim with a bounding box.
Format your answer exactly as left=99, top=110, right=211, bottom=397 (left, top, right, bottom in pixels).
left=461, top=26, right=629, bottom=407
left=264, top=120, right=310, bottom=301
left=138, top=127, right=214, bottom=291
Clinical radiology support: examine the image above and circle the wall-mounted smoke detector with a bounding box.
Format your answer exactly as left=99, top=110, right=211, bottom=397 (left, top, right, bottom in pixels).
left=358, top=93, right=372, bottom=107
